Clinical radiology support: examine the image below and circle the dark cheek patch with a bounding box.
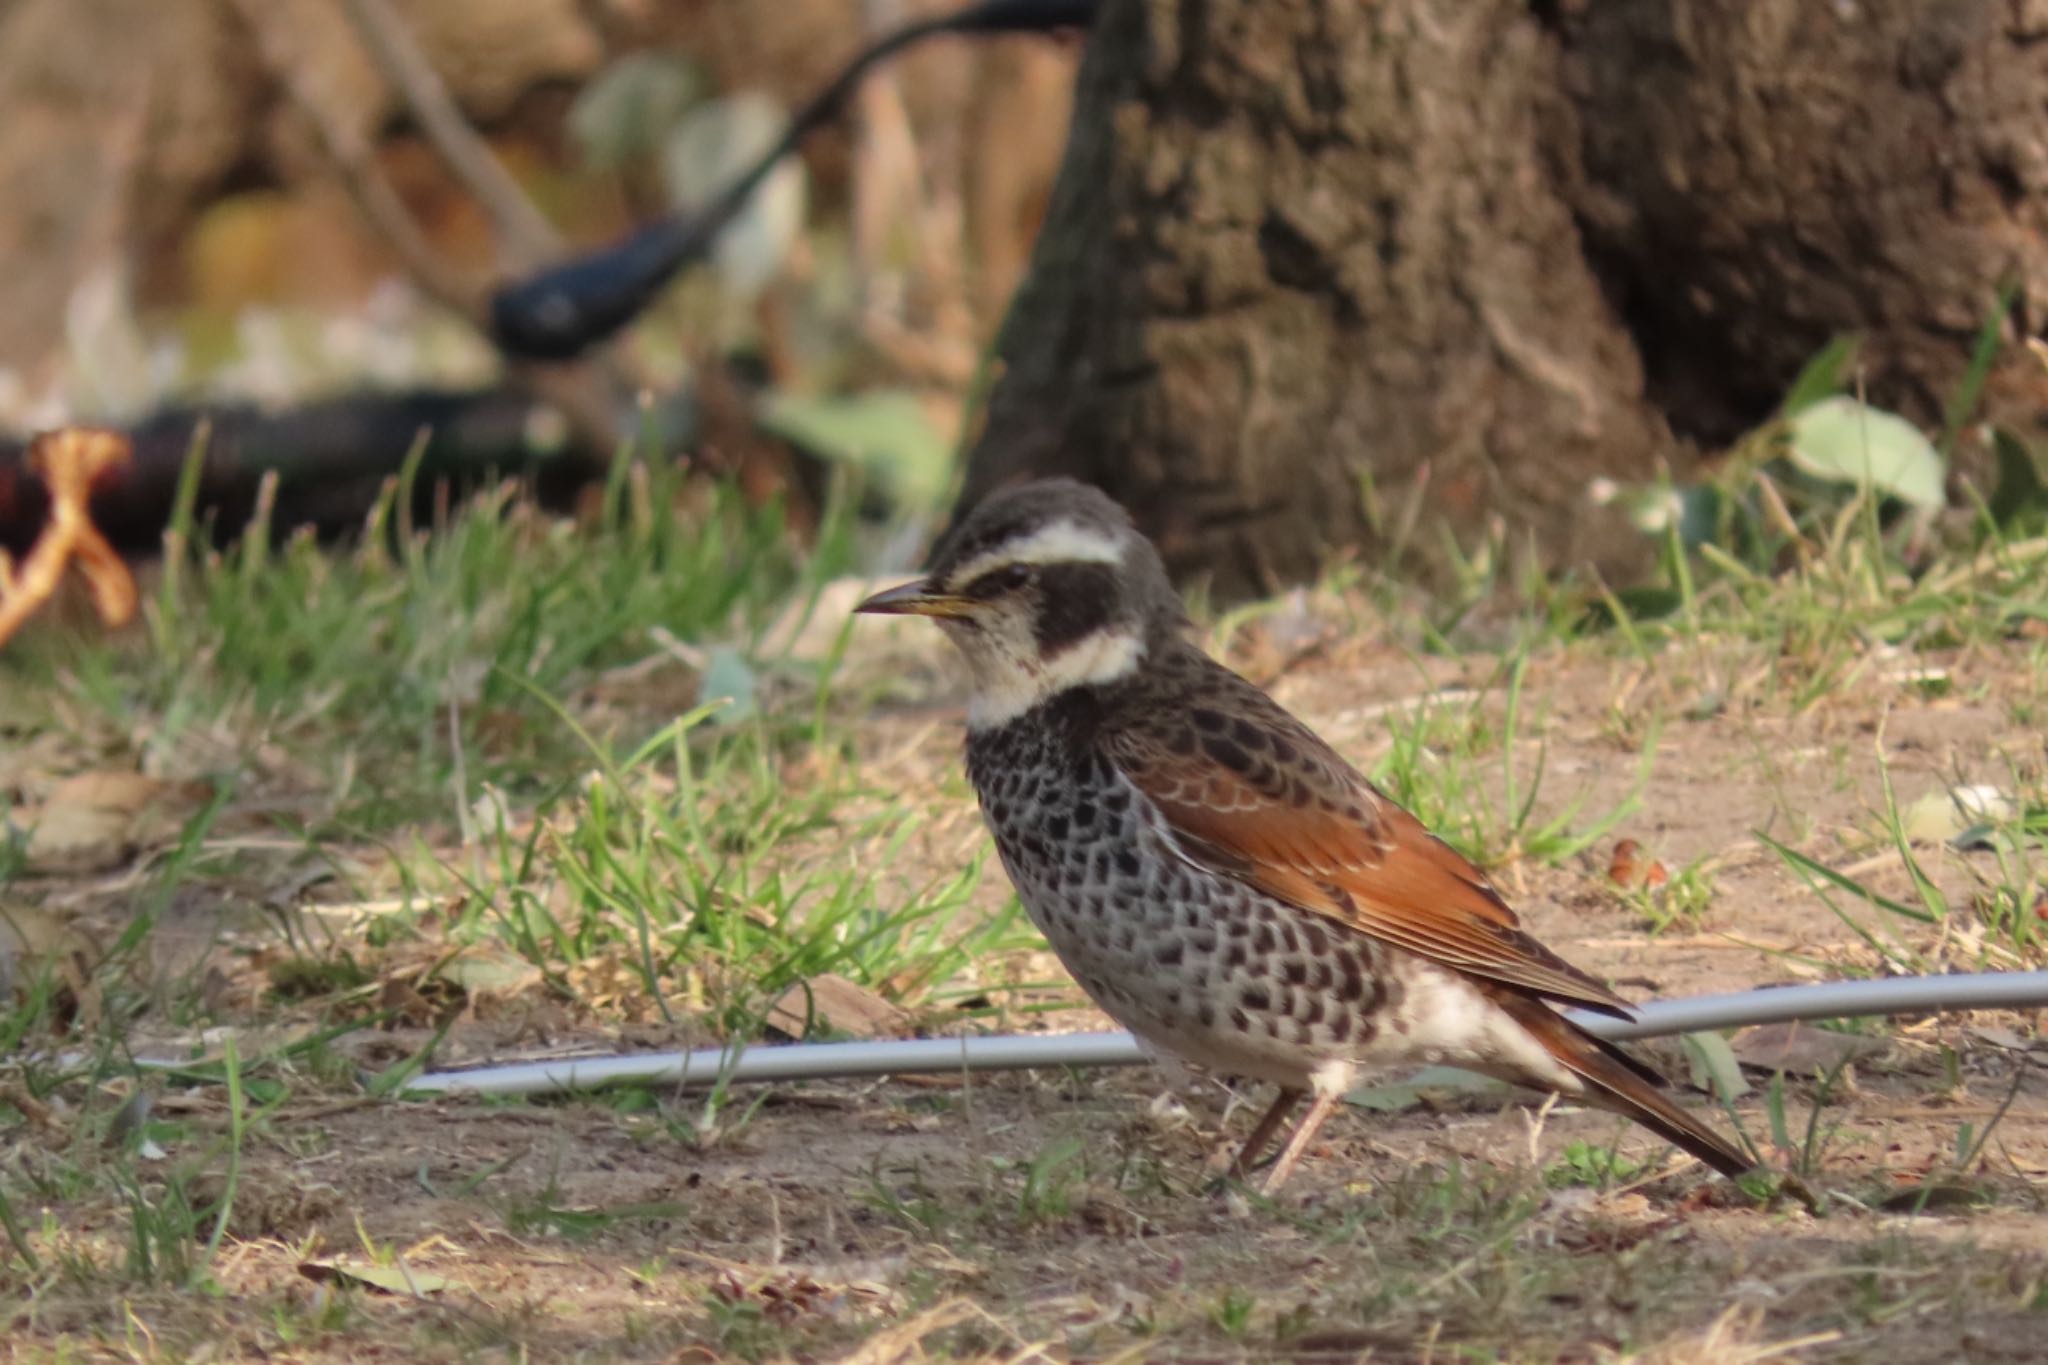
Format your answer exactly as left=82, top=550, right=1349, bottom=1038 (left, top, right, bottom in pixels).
left=1031, top=564, right=1119, bottom=654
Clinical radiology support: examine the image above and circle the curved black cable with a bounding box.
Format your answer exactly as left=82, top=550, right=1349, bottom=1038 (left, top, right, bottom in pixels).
left=490, top=0, right=1099, bottom=361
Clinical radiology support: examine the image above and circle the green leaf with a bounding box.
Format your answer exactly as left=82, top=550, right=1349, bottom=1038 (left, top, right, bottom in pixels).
left=1759, top=832, right=1939, bottom=925
left=1578, top=585, right=1684, bottom=633
left=1940, top=283, right=2015, bottom=459
left=662, top=92, right=805, bottom=298
left=1611, top=483, right=1722, bottom=549
left=568, top=53, right=702, bottom=173
left=756, top=389, right=951, bottom=508
left=1988, top=427, right=2048, bottom=529
left=1785, top=396, right=1945, bottom=509
left=695, top=646, right=759, bottom=723
left=1780, top=334, right=1862, bottom=418
left=1900, top=784, right=2014, bottom=847
left=1681, top=1031, right=1750, bottom=1102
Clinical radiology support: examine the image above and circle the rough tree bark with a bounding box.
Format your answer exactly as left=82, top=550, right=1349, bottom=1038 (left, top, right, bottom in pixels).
left=1557, top=2, right=2048, bottom=445
left=954, top=0, right=2048, bottom=597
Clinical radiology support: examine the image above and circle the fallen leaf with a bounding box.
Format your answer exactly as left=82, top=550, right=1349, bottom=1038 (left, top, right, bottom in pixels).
left=766, top=973, right=911, bottom=1040
left=1607, top=838, right=1668, bottom=889
left=1347, top=1065, right=1507, bottom=1112
left=0, top=899, right=99, bottom=1009
left=435, top=943, right=545, bottom=998
left=1879, top=1180, right=1989, bottom=1214
left=1901, top=784, right=2014, bottom=846
left=1965, top=1024, right=2039, bottom=1052
left=298, top=1259, right=454, bottom=1296
left=1729, top=1021, right=1887, bottom=1074
left=15, top=771, right=211, bottom=872
left=0, top=899, right=95, bottom=965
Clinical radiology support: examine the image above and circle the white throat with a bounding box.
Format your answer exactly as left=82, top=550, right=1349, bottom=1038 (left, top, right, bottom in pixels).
left=964, top=626, right=1146, bottom=730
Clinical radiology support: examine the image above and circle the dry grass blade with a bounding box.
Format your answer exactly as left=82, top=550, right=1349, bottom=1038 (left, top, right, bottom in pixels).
left=837, top=1298, right=1048, bottom=1365
left=1636, top=1304, right=1842, bottom=1363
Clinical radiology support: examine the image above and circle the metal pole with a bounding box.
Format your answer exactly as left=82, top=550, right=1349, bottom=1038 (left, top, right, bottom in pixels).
left=397, top=970, right=2048, bottom=1099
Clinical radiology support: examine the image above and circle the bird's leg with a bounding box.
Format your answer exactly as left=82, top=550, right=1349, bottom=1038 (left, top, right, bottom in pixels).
left=1217, top=1086, right=1303, bottom=1178
left=1261, top=1092, right=1340, bottom=1194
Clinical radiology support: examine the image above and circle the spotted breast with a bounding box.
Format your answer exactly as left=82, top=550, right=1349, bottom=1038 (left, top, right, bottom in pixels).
left=858, top=476, right=1753, bottom=1190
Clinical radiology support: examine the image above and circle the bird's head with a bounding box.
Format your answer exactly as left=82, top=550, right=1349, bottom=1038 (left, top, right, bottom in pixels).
left=855, top=479, right=1186, bottom=728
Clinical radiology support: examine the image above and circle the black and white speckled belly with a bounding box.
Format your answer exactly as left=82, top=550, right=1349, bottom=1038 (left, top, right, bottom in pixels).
left=966, top=716, right=1426, bottom=1090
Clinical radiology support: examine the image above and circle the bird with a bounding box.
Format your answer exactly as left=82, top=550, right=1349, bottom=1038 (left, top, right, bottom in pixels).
left=855, top=479, right=1752, bottom=1192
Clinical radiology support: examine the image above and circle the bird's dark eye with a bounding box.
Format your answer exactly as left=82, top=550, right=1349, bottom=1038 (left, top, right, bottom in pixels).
left=965, top=563, right=1034, bottom=598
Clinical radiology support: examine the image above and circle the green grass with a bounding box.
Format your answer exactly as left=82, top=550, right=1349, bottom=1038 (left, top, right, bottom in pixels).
left=17, top=444, right=844, bottom=829
left=1760, top=729, right=2048, bottom=973
left=6, top=323, right=2048, bottom=1357
left=433, top=699, right=1038, bottom=1040
left=1367, top=645, right=1651, bottom=870
left=0, top=449, right=1050, bottom=1301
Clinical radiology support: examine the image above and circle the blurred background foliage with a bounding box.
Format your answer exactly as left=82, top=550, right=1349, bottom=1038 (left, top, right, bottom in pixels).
left=0, top=0, right=1079, bottom=523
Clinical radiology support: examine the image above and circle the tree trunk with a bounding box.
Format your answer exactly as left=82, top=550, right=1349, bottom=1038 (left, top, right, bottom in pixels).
left=954, top=0, right=2048, bottom=598
left=1556, top=1, right=2048, bottom=446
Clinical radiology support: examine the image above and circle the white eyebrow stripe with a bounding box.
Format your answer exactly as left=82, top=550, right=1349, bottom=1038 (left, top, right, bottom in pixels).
left=945, top=519, right=1125, bottom=590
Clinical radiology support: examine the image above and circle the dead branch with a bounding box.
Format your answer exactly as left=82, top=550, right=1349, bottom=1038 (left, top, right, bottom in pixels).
left=0, top=430, right=137, bottom=650
left=337, top=0, right=566, bottom=272
left=226, top=0, right=624, bottom=455
left=225, top=0, right=482, bottom=325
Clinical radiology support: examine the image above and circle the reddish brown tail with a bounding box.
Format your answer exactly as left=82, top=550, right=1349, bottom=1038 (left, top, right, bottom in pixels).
left=1511, top=1000, right=1754, bottom=1178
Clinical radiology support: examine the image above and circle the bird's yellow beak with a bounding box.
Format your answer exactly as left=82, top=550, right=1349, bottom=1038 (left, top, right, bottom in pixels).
left=852, top=578, right=974, bottom=618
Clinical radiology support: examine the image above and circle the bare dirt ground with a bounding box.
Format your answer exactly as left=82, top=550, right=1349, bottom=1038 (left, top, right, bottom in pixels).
left=9, top=625, right=2048, bottom=1361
